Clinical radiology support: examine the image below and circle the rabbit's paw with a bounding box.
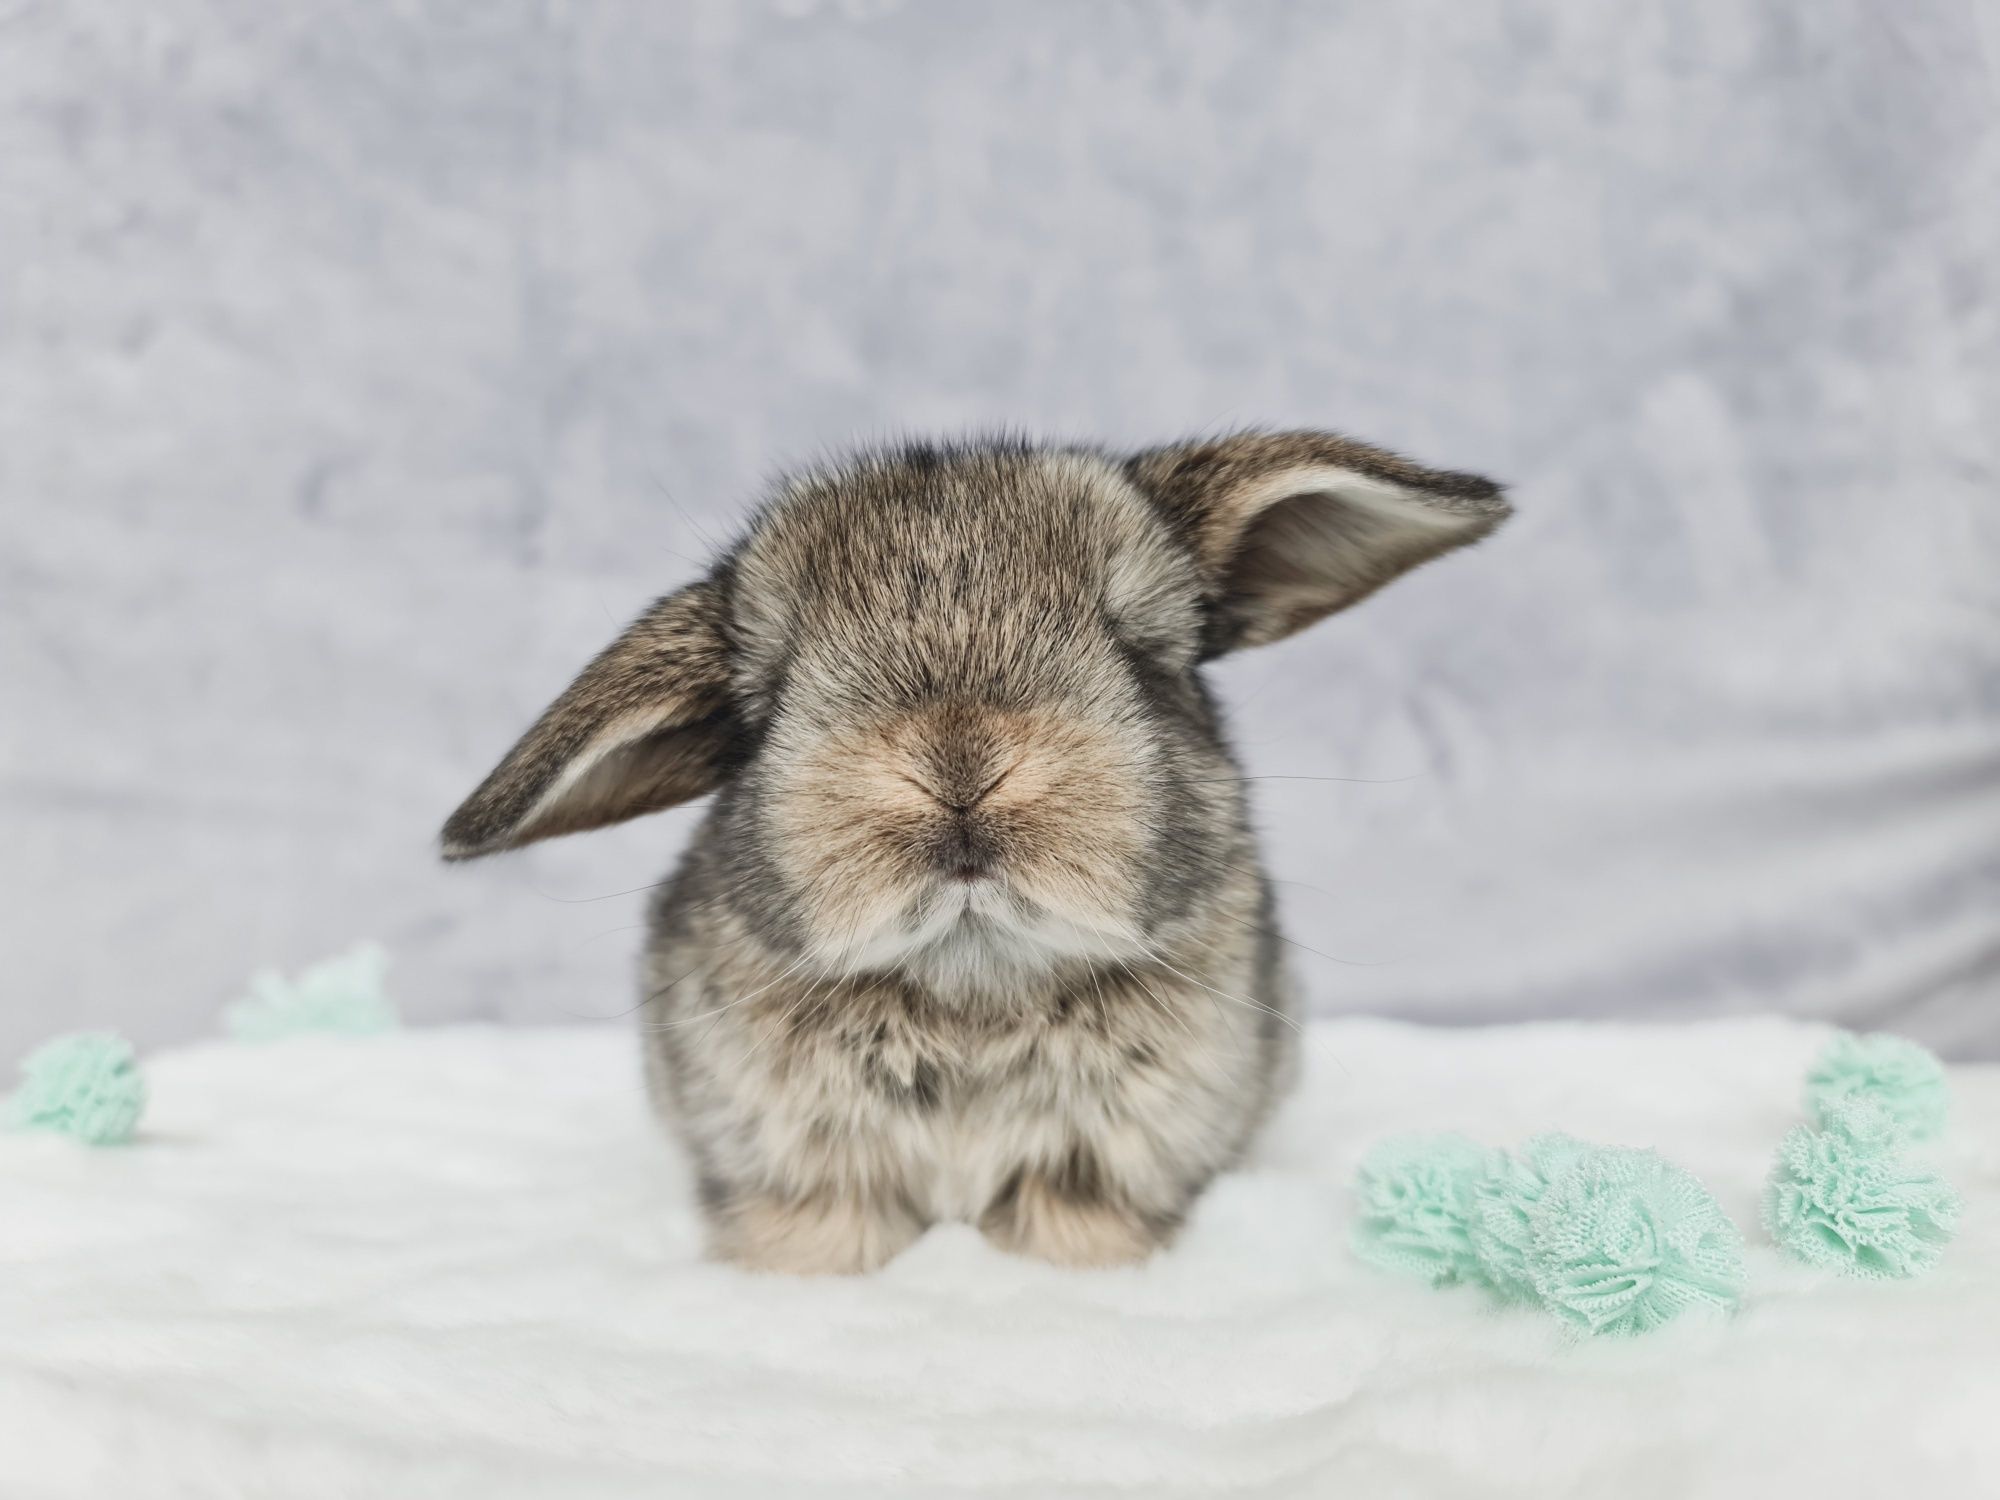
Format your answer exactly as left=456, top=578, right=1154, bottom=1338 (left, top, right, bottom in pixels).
left=980, top=1169, right=1168, bottom=1269
left=709, top=1189, right=924, bottom=1275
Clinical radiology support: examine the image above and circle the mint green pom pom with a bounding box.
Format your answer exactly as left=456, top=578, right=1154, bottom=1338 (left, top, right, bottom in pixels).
left=1803, top=1031, right=1948, bottom=1143
left=1467, top=1133, right=1591, bottom=1302
left=1351, top=1134, right=1496, bottom=1285
left=8, top=1033, right=147, bottom=1145
left=1765, top=1108, right=1959, bottom=1279
left=1524, top=1146, right=1745, bottom=1336
left=226, top=942, right=400, bottom=1040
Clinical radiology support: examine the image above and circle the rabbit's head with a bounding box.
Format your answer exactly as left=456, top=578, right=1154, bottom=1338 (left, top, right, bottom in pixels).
left=441, top=433, right=1506, bottom=992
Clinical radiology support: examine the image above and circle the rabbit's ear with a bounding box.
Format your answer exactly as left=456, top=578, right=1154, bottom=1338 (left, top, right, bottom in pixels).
left=1126, top=431, right=1510, bottom=655
left=440, top=581, right=738, bottom=860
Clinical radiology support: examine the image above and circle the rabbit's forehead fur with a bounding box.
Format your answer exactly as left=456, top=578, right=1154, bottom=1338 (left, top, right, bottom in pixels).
left=719, top=447, right=1224, bottom=988
left=728, top=447, right=1200, bottom=701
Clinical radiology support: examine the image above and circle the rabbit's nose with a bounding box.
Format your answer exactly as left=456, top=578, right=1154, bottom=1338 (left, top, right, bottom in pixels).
left=935, top=814, right=997, bottom=882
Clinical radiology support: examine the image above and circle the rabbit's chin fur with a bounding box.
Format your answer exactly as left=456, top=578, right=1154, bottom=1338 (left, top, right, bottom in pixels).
left=441, top=432, right=1510, bottom=1274
left=829, top=876, right=1147, bottom=1001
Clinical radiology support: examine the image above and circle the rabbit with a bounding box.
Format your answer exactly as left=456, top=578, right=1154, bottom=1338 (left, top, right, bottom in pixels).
left=441, top=431, right=1509, bottom=1273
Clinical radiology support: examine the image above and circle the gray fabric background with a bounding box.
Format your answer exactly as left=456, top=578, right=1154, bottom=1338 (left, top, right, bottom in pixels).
left=6, top=1, right=1997, bottom=1064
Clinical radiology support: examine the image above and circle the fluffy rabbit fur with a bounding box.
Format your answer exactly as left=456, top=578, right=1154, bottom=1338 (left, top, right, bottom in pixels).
left=442, top=432, right=1508, bottom=1273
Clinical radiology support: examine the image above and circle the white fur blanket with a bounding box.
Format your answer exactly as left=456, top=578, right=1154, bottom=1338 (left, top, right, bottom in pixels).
left=4, top=1019, right=1995, bottom=1499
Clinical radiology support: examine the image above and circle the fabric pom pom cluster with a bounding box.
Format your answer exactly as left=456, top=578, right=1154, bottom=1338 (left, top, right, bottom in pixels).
left=1354, top=1131, right=1746, bottom=1336
left=5, top=942, right=397, bottom=1146
left=1353, top=1030, right=1960, bottom=1337
left=1765, top=1034, right=1958, bottom=1279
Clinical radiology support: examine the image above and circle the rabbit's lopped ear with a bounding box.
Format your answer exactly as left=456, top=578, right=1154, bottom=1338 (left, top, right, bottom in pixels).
left=440, top=581, right=738, bottom=860
left=1125, top=431, right=1510, bottom=656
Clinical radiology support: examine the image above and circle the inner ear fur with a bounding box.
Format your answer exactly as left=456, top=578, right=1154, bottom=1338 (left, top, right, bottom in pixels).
left=439, top=580, right=738, bottom=860
left=1125, top=430, right=1510, bottom=654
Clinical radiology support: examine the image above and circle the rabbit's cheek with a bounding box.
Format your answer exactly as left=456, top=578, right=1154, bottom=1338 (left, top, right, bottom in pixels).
left=766, top=809, right=926, bottom=964
left=979, top=749, right=1147, bottom=932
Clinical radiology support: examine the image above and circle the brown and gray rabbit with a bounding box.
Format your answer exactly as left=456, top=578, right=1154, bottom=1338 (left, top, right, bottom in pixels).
left=441, top=431, right=1508, bottom=1273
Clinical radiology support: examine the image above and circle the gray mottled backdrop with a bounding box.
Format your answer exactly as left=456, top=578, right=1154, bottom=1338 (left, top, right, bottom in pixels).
left=5, top=1, right=1997, bottom=1063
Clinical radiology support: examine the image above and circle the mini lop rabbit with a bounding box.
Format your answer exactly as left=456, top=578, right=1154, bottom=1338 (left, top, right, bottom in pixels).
left=442, top=432, right=1507, bottom=1273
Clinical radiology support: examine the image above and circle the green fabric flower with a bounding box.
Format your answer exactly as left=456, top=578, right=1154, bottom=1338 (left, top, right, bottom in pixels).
left=1350, top=1134, right=1496, bottom=1285
left=1524, top=1146, right=1745, bottom=1336
left=1765, top=1117, right=1958, bottom=1279
left=7, top=1032, right=147, bottom=1145
left=1803, top=1032, right=1948, bottom=1144
left=226, top=942, right=400, bottom=1040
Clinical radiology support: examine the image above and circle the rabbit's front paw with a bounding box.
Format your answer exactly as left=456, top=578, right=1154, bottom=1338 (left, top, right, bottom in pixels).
left=708, top=1189, right=925, bottom=1276
left=979, top=1169, right=1169, bottom=1269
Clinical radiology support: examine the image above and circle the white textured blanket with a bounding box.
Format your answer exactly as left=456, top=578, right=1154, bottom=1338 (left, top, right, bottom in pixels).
left=4, top=1019, right=1996, bottom=1499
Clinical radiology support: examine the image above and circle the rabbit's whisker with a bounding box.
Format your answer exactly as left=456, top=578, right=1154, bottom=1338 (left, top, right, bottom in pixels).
left=1132, top=943, right=1303, bottom=1037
